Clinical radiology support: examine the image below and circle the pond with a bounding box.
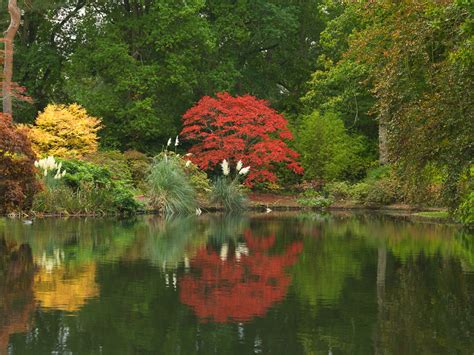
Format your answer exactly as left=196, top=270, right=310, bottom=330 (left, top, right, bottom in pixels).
left=0, top=212, right=473, bottom=354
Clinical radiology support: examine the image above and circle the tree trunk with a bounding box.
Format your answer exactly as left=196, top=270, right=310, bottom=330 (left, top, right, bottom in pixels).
left=3, top=0, right=21, bottom=116
left=378, top=114, right=389, bottom=165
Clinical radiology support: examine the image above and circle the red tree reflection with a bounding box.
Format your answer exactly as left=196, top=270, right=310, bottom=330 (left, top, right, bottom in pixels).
left=180, top=230, right=303, bottom=323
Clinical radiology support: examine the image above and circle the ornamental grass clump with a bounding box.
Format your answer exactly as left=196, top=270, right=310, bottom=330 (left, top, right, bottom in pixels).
left=34, top=156, right=67, bottom=189
left=210, top=159, right=250, bottom=212
left=147, top=142, right=198, bottom=215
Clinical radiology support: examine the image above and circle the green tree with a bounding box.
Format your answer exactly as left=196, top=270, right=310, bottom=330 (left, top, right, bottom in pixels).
left=5, top=0, right=329, bottom=152
left=0, top=0, right=87, bottom=122
left=346, top=0, right=474, bottom=209
left=64, top=0, right=216, bottom=151
left=303, top=0, right=473, bottom=213
left=302, top=1, right=376, bottom=142
left=298, top=111, right=368, bottom=181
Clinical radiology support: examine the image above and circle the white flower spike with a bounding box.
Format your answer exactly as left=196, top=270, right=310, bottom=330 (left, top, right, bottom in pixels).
left=35, top=156, right=66, bottom=180
left=175, top=135, right=179, bottom=146
left=167, top=138, right=172, bottom=147
left=239, top=166, right=250, bottom=176
left=221, top=159, right=230, bottom=176
left=236, top=160, right=243, bottom=172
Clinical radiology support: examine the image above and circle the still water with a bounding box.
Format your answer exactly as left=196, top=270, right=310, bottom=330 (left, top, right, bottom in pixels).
left=0, top=212, right=473, bottom=354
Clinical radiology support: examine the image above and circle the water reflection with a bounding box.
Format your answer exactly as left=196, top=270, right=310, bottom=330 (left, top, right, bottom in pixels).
left=180, top=230, right=303, bottom=323
left=0, top=239, right=34, bottom=354
left=34, top=262, right=99, bottom=312
left=0, top=213, right=472, bottom=354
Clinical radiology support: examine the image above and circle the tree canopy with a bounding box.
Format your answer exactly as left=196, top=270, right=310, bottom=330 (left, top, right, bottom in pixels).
left=2, top=0, right=326, bottom=152
left=0, top=0, right=472, bottom=215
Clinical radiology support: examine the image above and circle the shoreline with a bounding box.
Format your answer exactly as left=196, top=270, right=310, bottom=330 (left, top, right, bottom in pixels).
left=2, top=202, right=453, bottom=224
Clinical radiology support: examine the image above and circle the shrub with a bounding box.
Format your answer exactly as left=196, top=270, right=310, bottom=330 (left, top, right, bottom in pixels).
left=323, top=181, right=351, bottom=200
left=456, top=191, right=474, bottom=229
left=297, top=190, right=333, bottom=208
left=147, top=153, right=197, bottom=215
left=396, top=163, right=448, bottom=207
left=124, top=150, right=151, bottom=191
left=32, top=158, right=141, bottom=215
left=298, top=111, right=366, bottom=181
left=174, top=152, right=211, bottom=197
left=111, top=185, right=142, bottom=213
left=59, top=159, right=114, bottom=190
left=84, top=150, right=133, bottom=186
left=180, top=92, right=303, bottom=186
left=0, top=114, right=40, bottom=214
left=366, top=177, right=400, bottom=205
left=27, top=104, right=102, bottom=158
left=365, top=164, right=392, bottom=183
left=348, top=182, right=370, bottom=202
left=273, top=160, right=304, bottom=190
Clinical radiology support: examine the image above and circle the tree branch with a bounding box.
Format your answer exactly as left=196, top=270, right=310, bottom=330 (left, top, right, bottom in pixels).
left=50, top=0, right=86, bottom=45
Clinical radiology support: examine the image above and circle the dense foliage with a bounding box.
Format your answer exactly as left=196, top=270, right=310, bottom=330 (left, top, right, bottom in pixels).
left=27, top=104, right=102, bottom=158
left=303, top=0, right=473, bottom=212
left=181, top=92, right=303, bottom=187
left=33, top=158, right=141, bottom=215
left=348, top=1, right=473, bottom=210
left=123, top=150, right=152, bottom=192
left=0, top=1, right=471, bottom=224
left=0, top=114, right=39, bottom=214
left=84, top=151, right=134, bottom=186
left=4, top=0, right=325, bottom=151
left=298, top=111, right=368, bottom=181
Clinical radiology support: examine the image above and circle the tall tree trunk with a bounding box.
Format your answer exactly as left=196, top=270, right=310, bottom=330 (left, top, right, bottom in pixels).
left=378, top=113, right=389, bottom=164
left=3, top=0, right=21, bottom=116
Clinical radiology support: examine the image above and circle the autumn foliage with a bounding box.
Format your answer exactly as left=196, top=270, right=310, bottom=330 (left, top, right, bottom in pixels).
left=27, top=104, right=102, bottom=158
left=181, top=92, right=303, bottom=186
left=179, top=230, right=303, bottom=323
left=0, top=114, right=39, bottom=214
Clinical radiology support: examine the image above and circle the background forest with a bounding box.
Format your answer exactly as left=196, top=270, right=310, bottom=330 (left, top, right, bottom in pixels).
left=0, top=0, right=473, bottom=224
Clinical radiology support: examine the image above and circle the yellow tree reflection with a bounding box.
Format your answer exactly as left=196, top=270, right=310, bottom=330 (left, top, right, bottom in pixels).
left=34, top=257, right=99, bottom=312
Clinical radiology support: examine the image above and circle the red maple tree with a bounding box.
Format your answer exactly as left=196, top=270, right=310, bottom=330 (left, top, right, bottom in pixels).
left=179, top=230, right=303, bottom=323
left=180, top=92, right=303, bottom=186
left=0, top=114, right=39, bottom=213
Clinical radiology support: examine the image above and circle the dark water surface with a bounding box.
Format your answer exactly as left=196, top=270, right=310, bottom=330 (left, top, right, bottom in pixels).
left=0, top=212, right=473, bottom=354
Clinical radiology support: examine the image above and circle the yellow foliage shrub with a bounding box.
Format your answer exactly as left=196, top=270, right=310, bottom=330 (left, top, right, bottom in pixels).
left=28, top=104, right=102, bottom=158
